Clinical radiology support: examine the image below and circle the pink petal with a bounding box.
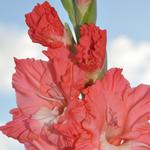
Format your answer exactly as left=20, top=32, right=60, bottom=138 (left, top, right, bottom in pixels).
left=25, top=139, right=59, bottom=150
left=43, top=46, right=70, bottom=83
left=13, top=58, right=63, bottom=116
left=0, top=108, right=37, bottom=143
left=60, top=62, right=86, bottom=100
left=125, top=84, right=150, bottom=130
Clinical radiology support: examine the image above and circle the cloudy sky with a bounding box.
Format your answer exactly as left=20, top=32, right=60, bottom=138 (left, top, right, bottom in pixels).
left=0, top=0, right=150, bottom=149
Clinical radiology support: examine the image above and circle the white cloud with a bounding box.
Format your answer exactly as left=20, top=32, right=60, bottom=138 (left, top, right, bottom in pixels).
left=0, top=132, right=24, bottom=150
left=0, top=24, right=48, bottom=92
left=108, top=36, right=150, bottom=86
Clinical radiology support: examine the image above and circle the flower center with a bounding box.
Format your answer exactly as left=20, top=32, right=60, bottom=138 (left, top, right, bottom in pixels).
left=100, top=133, right=130, bottom=150
left=35, top=82, right=66, bottom=125
left=32, top=107, right=61, bottom=125
left=105, top=107, right=126, bottom=146
left=100, top=132, right=150, bottom=150
left=106, top=107, right=119, bottom=128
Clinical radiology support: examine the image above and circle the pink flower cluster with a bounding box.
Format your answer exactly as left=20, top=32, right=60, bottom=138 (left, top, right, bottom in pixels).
left=0, top=1, right=150, bottom=150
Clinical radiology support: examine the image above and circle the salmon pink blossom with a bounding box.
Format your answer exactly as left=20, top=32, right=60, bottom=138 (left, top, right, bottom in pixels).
left=53, top=68, right=150, bottom=150
left=0, top=59, right=65, bottom=146
left=0, top=57, right=86, bottom=149
left=72, top=68, right=150, bottom=150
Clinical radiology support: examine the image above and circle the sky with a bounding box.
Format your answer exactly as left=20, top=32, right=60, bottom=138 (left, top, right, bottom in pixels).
left=0, top=0, right=150, bottom=149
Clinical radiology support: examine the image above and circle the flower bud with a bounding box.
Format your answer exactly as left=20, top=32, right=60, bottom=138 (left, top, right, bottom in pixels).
left=25, top=1, right=71, bottom=48
left=75, top=0, right=92, bottom=11
left=75, top=23, right=107, bottom=72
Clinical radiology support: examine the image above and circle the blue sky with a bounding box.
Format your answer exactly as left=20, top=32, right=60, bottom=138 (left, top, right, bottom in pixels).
left=0, top=0, right=150, bottom=149
left=1, top=0, right=150, bottom=41
left=100, top=0, right=150, bottom=41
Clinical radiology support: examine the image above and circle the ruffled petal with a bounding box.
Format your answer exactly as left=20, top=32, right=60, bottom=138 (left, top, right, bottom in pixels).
left=75, top=23, right=106, bottom=71
left=25, top=139, right=59, bottom=150
left=0, top=58, right=67, bottom=145
left=13, top=58, right=64, bottom=116
left=100, top=68, right=150, bottom=148
left=43, top=46, right=71, bottom=83
left=0, top=108, right=64, bottom=149
left=52, top=79, right=107, bottom=149
left=100, top=68, right=130, bottom=140
left=0, top=108, right=37, bottom=143
left=102, top=68, right=130, bottom=93
left=44, top=47, right=87, bottom=99
left=72, top=68, right=150, bottom=149
left=60, top=62, right=86, bottom=100
left=48, top=98, right=86, bottom=149
left=122, top=84, right=150, bottom=142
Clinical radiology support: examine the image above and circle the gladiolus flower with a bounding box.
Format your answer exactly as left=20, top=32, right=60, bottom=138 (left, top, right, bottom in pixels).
left=0, top=59, right=65, bottom=146
left=25, top=1, right=71, bottom=48
left=0, top=56, right=86, bottom=149
left=71, top=68, right=150, bottom=150
left=75, top=23, right=107, bottom=72
left=51, top=68, right=150, bottom=150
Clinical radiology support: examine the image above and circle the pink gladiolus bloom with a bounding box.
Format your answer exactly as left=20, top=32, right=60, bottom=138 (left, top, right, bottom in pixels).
left=0, top=56, right=86, bottom=149
left=68, top=68, right=150, bottom=150
left=48, top=68, right=150, bottom=150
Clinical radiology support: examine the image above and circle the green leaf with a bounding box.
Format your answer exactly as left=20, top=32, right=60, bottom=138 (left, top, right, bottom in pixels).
left=80, top=0, right=97, bottom=25
left=61, top=0, right=77, bottom=27
left=61, top=0, right=80, bottom=40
